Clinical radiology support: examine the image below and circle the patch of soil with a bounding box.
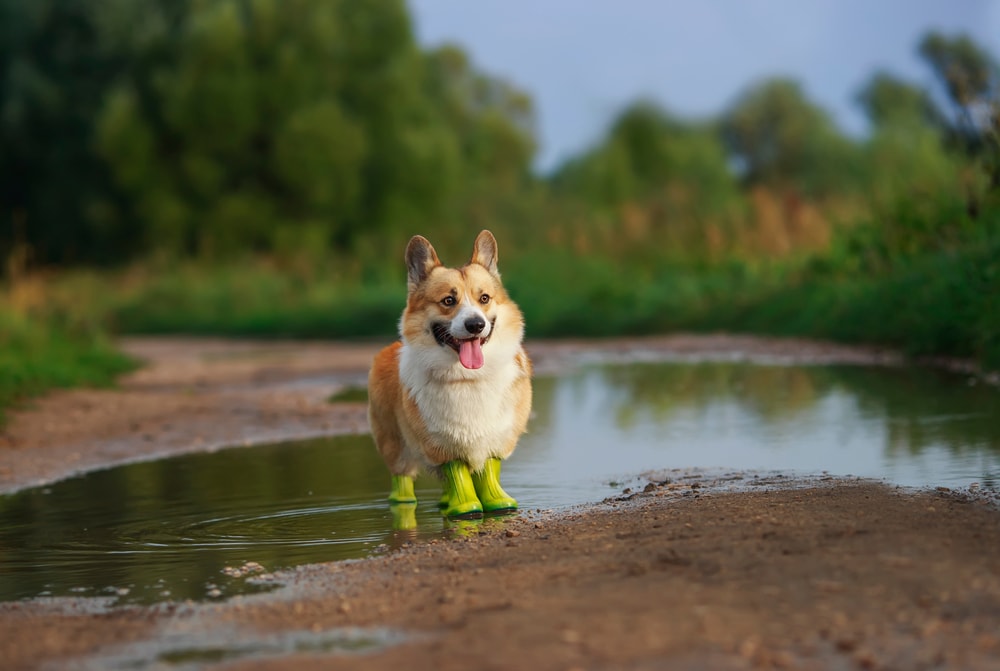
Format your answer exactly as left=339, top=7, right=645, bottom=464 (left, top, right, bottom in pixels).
left=1, top=335, right=998, bottom=670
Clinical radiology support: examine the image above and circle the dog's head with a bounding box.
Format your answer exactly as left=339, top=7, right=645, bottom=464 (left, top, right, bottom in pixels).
left=400, top=230, right=523, bottom=370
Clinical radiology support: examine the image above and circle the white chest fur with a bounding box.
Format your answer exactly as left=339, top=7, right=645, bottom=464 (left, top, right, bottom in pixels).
left=398, top=342, right=522, bottom=469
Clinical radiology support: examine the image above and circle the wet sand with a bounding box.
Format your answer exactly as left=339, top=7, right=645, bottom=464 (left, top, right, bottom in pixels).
left=2, top=335, right=999, bottom=670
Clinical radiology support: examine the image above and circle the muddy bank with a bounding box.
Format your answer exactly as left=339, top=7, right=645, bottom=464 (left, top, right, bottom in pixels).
left=2, top=334, right=999, bottom=670
left=2, top=480, right=1000, bottom=670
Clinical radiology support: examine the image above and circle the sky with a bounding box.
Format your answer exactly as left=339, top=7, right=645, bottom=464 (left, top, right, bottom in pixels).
left=407, top=0, right=1000, bottom=173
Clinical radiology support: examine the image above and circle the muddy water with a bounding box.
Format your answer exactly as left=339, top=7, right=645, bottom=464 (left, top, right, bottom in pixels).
left=1, top=361, right=997, bottom=605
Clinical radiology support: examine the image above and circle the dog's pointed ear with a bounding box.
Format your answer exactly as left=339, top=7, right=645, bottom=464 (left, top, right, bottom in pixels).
left=405, top=235, right=441, bottom=287
left=470, top=230, right=499, bottom=276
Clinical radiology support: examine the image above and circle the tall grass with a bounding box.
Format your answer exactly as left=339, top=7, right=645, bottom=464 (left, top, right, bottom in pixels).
left=0, top=307, right=136, bottom=421
left=18, top=207, right=999, bottom=376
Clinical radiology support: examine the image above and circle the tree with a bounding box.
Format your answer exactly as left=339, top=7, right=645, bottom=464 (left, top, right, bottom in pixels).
left=720, top=79, right=860, bottom=197
left=856, top=71, right=945, bottom=131
left=0, top=0, right=133, bottom=264
left=918, top=32, right=1000, bottom=188
left=919, top=32, right=997, bottom=135
left=96, top=0, right=463, bottom=259
left=422, top=44, right=536, bottom=193
left=552, top=100, right=737, bottom=211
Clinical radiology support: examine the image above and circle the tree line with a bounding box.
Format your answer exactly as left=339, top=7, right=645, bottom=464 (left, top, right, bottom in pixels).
left=1, top=0, right=533, bottom=265
left=1, top=0, right=997, bottom=268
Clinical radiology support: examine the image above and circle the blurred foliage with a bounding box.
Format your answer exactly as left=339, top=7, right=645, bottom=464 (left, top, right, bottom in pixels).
left=1, top=0, right=999, bottom=410
left=0, top=307, right=135, bottom=420
left=918, top=31, right=1000, bottom=187
left=1, top=0, right=535, bottom=265
left=721, top=78, right=864, bottom=198
left=857, top=71, right=947, bottom=130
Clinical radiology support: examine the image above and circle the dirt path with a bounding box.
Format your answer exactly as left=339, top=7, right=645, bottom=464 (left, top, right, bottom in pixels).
left=2, top=335, right=999, bottom=670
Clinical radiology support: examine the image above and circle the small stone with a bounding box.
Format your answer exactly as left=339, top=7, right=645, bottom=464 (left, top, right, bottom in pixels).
left=505, top=529, right=521, bottom=538
left=854, top=648, right=877, bottom=669
left=739, top=636, right=760, bottom=660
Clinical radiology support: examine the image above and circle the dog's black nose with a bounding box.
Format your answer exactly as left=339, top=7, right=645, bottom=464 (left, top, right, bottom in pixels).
left=464, top=315, right=486, bottom=335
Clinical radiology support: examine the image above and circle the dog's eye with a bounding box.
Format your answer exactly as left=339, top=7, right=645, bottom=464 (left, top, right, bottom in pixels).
left=479, top=294, right=491, bottom=305
left=441, top=295, right=456, bottom=307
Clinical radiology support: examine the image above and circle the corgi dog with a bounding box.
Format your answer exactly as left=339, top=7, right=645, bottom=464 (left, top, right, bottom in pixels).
left=368, top=230, right=532, bottom=518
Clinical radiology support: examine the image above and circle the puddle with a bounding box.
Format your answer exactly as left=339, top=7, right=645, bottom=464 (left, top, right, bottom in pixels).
left=68, top=623, right=409, bottom=671
left=0, top=435, right=451, bottom=605
left=2, top=361, right=998, bottom=607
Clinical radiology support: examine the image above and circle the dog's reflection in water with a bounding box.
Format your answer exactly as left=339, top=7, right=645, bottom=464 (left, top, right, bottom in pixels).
left=388, top=502, right=515, bottom=541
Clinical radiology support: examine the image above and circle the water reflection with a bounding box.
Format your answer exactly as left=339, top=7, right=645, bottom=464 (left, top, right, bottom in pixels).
left=0, top=436, right=455, bottom=605
left=0, top=361, right=997, bottom=605
left=507, top=362, right=1000, bottom=506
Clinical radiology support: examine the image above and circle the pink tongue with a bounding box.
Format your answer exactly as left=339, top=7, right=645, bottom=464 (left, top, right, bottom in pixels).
left=458, top=339, right=484, bottom=369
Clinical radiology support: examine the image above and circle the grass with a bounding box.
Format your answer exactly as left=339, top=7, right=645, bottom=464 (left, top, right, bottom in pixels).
left=23, top=233, right=1000, bottom=369
left=0, top=308, right=137, bottom=422
left=327, top=387, right=369, bottom=403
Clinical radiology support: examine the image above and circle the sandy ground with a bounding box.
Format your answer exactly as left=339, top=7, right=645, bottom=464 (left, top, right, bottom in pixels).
left=1, top=335, right=999, bottom=670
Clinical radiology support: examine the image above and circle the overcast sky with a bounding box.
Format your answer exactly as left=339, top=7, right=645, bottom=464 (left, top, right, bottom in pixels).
left=408, top=1, right=1000, bottom=172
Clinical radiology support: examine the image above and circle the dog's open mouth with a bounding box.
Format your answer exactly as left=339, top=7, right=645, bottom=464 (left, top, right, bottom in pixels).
left=432, top=320, right=495, bottom=370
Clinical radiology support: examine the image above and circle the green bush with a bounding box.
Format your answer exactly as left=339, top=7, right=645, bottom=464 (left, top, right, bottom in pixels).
left=0, top=309, right=136, bottom=421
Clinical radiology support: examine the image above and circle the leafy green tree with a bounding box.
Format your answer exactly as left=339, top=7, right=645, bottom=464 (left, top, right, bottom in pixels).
left=547, top=100, right=742, bottom=263
left=856, top=71, right=946, bottom=130
left=0, top=0, right=132, bottom=264
left=919, top=32, right=997, bottom=135
left=918, top=32, right=1000, bottom=188
left=423, top=45, right=535, bottom=193
left=720, top=79, right=860, bottom=197
left=96, top=0, right=461, bottom=259
left=552, top=100, right=737, bottom=212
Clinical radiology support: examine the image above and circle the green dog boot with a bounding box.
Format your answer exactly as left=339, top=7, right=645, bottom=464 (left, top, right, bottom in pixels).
left=440, top=460, right=483, bottom=518
left=388, top=474, right=417, bottom=504
left=472, top=457, right=518, bottom=512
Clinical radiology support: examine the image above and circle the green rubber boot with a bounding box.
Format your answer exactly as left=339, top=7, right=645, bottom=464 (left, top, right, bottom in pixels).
left=472, top=457, right=518, bottom=512
left=440, top=460, right=483, bottom=518
left=389, top=474, right=417, bottom=504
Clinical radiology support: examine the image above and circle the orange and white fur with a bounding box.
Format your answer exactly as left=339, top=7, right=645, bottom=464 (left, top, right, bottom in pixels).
left=368, top=230, right=532, bottom=518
